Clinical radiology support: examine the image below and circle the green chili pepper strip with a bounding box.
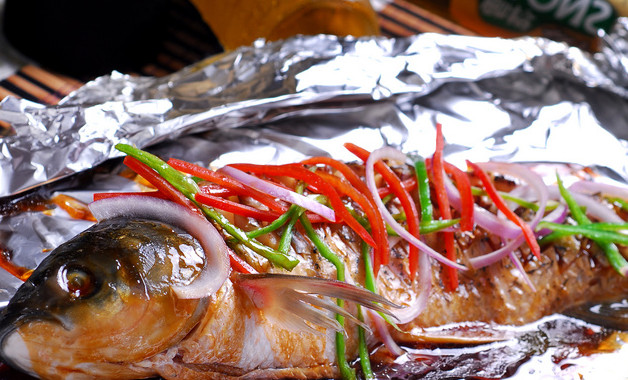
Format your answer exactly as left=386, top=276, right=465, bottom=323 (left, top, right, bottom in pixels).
left=278, top=205, right=305, bottom=254
left=537, top=221, right=628, bottom=245
left=556, top=174, right=628, bottom=276
left=350, top=208, right=459, bottom=236
left=537, top=221, right=628, bottom=246
left=382, top=193, right=396, bottom=205
left=277, top=182, right=311, bottom=253
left=537, top=230, right=568, bottom=246
left=360, top=242, right=399, bottom=328
left=414, top=158, right=434, bottom=226
left=246, top=205, right=296, bottom=239
left=471, top=186, right=539, bottom=212
left=581, top=222, right=628, bottom=232
left=116, top=143, right=299, bottom=270
left=300, top=214, right=355, bottom=380
left=556, top=176, right=588, bottom=225
left=420, top=219, right=460, bottom=234
left=356, top=305, right=374, bottom=380
left=361, top=242, right=377, bottom=294
left=393, top=212, right=460, bottom=234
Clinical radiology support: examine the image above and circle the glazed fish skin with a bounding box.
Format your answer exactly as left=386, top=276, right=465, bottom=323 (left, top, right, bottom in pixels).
left=379, top=230, right=628, bottom=339
left=0, top=218, right=208, bottom=379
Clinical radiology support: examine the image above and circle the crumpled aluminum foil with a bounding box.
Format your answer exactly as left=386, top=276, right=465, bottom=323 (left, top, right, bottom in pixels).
left=3, top=21, right=628, bottom=199
left=2, top=18, right=628, bottom=379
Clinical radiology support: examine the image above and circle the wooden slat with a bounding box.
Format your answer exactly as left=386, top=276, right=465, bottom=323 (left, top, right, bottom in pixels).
left=0, top=86, right=19, bottom=100
left=20, top=65, right=81, bottom=97
left=141, top=64, right=171, bottom=78
left=379, top=15, right=418, bottom=38
left=389, top=0, right=476, bottom=36
left=5, top=74, right=60, bottom=104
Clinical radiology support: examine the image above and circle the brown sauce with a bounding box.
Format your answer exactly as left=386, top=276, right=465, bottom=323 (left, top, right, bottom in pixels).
left=0, top=193, right=50, bottom=218
left=0, top=248, right=33, bottom=282
left=0, top=192, right=96, bottom=283
left=368, top=316, right=622, bottom=379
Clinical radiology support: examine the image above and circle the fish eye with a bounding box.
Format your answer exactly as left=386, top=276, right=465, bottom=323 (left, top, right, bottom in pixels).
left=57, top=265, right=98, bottom=299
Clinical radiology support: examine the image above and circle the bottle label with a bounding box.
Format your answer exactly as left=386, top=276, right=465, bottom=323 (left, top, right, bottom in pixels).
left=478, top=0, right=617, bottom=35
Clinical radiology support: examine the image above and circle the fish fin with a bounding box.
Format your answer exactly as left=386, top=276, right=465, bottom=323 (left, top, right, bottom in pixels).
left=288, top=294, right=343, bottom=333
left=233, top=273, right=397, bottom=333
left=264, top=291, right=332, bottom=335
left=300, top=293, right=371, bottom=333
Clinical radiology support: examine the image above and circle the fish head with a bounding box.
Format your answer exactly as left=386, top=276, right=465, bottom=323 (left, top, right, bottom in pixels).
left=0, top=217, right=210, bottom=379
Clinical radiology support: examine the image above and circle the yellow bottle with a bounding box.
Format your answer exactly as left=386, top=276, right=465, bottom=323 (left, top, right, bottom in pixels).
left=609, top=0, right=628, bottom=16
left=189, top=0, right=381, bottom=51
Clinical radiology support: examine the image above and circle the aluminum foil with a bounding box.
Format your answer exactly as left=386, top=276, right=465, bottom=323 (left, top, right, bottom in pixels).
left=2, top=18, right=628, bottom=379
left=3, top=22, right=628, bottom=199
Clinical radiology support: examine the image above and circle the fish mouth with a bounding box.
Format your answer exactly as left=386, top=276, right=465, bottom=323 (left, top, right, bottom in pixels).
left=1, top=328, right=36, bottom=377
left=0, top=307, right=66, bottom=376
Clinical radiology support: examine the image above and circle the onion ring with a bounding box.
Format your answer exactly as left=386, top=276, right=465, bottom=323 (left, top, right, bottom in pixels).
left=89, top=195, right=230, bottom=299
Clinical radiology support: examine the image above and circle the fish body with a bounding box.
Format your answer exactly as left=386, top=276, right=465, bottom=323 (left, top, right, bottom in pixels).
left=2, top=162, right=628, bottom=379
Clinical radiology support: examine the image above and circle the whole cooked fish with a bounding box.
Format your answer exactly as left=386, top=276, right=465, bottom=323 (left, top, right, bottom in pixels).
left=1, top=142, right=628, bottom=380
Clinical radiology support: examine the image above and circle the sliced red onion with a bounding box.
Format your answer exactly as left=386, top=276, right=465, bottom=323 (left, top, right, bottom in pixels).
left=365, top=147, right=466, bottom=271
left=507, top=250, right=535, bottom=291
left=470, top=202, right=562, bottom=269
left=506, top=185, right=535, bottom=203
left=220, top=166, right=336, bottom=222
left=569, top=180, right=628, bottom=201
left=548, top=186, right=624, bottom=223
left=386, top=233, right=432, bottom=318
left=466, top=163, right=548, bottom=271
left=392, top=250, right=432, bottom=324
left=89, top=195, right=230, bottom=299
left=519, top=185, right=622, bottom=224
left=477, top=162, right=548, bottom=231
left=387, top=235, right=403, bottom=249
left=444, top=175, right=521, bottom=239
left=535, top=203, right=568, bottom=236
left=368, top=310, right=405, bottom=356
left=469, top=235, right=524, bottom=268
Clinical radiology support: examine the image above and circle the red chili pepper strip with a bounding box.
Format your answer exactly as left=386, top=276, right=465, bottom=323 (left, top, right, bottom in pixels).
left=431, top=124, right=458, bottom=291
left=314, top=171, right=388, bottom=273
left=443, top=162, right=474, bottom=231
left=195, top=192, right=282, bottom=222
left=198, top=183, right=236, bottom=197
left=301, top=157, right=373, bottom=199
left=93, top=191, right=170, bottom=201
left=229, top=163, right=377, bottom=248
left=378, top=177, right=417, bottom=198
left=123, top=156, right=203, bottom=217
left=344, top=142, right=421, bottom=279
left=226, top=247, right=257, bottom=274
left=467, top=160, right=541, bottom=260
left=301, top=157, right=390, bottom=269
left=168, top=158, right=288, bottom=214
left=303, top=156, right=418, bottom=201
